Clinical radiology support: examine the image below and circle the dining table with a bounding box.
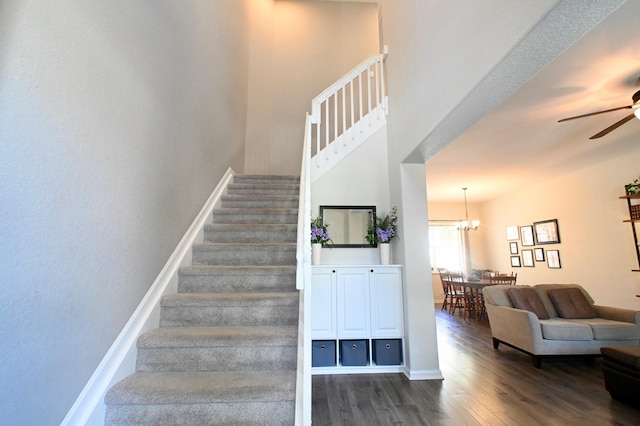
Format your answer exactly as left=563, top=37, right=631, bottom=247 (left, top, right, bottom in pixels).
left=459, top=279, right=497, bottom=319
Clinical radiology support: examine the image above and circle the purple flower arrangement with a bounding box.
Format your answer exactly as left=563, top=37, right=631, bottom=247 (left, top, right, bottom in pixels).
left=375, top=226, right=394, bottom=243
left=310, top=217, right=331, bottom=244
left=366, top=205, right=398, bottom=244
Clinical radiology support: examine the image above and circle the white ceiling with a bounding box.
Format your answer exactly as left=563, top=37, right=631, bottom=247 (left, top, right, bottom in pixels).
left=425, top=1, right=640, bottom=203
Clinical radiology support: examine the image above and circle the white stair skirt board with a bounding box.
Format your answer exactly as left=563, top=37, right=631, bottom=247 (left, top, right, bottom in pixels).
left=311, top=103, right=387, bottom=183
left=61, top=168, right=235, bottom=426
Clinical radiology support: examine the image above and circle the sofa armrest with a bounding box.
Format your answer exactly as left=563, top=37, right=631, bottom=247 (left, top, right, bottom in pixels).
left=486, top=304, right=544, bottom=354
left=594, top=305, right=640, bottom=324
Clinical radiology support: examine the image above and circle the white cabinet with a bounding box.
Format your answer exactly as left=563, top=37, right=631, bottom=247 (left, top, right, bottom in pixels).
left=370, top=268, right=404, bottom=337
left=336, top=268, right=370, bottom=338
left=311, top=265, right=404, bottom=374
left=310, top=267, right=337, bottom=339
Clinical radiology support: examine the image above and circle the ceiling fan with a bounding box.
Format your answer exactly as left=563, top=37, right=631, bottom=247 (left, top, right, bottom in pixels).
left=558, top=90, right=640, bottom=139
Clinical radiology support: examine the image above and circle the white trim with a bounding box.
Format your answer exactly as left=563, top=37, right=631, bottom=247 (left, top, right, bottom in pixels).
left=312, top=365, right=404, bottom=375
left=61, top=168, right=235, bottom=426
left=403, top=368, right=444, bottom=381
left=311, top=105, right=387, bottom=183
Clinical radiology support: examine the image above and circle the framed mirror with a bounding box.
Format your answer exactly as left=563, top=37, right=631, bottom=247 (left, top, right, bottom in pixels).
left=320, top=205, right=376, bottom=248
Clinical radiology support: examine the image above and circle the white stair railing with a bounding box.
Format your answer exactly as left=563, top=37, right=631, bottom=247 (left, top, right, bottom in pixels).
left=295, top=52, right=386, bottom=425
left=309, top=54, right=388, bottom=181
left=294, top=113, right=312, bottom=426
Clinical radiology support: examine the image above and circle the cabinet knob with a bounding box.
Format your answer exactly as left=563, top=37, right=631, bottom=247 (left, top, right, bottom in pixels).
left=370, top=269, right=374, bottom=273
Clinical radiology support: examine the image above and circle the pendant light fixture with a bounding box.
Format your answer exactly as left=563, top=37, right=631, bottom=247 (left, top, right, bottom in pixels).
left=457, top=187, right=479, bottom=231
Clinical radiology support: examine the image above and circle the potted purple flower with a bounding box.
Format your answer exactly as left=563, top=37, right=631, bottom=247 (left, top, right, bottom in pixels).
left=366, top=205, right=398, bottom=264
left=310, top=217, right=331, bottom=264
left=311, top=217, right=331, bottom=244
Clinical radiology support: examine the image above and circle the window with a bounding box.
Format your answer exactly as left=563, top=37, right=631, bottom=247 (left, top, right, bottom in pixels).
left=429, top=222, right=464, bottom=272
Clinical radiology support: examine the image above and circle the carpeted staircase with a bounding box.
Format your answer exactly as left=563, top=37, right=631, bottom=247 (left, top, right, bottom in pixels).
left=105, top=175, right=300, bottom=425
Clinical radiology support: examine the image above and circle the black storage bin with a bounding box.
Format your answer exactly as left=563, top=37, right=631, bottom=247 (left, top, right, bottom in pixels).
left=372, top=339, right=403, bottom=365
left=312, top=340, right=336, bottom=367
left=340, top=339, right=369, bottom=366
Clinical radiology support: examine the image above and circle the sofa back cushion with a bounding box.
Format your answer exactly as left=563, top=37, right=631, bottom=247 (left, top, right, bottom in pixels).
left=483, top=285, right=521, bottom=307
left=548, top=287, right=597, bottom=319
left=534, top=284, right=594, bottom=318
left=507, top=287, right=550, bottom=319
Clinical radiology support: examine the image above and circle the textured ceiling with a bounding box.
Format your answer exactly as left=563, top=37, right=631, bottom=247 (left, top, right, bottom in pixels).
left=425, top=1, right=640, bottom=203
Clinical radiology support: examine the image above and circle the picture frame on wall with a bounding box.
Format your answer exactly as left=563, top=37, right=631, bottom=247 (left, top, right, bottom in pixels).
left=534, top=248, right=545, bottom=262
left=509, top=242, right=518, bottom=254
left=534, top=219, right=561, bottom=244
left=547, top=250, right=561, bottom=268
left=520, top=225, right=535, bottom=246
left=522, top=249, right=534, bottom=267
left=506, top=225, right=519, bottom=241
left=510, top=255, right=522, bottom=267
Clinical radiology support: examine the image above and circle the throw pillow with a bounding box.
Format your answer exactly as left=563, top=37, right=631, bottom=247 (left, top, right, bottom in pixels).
left=507, top=287, right=550, bottom=319
left=547, top=288, right=597, bottom=319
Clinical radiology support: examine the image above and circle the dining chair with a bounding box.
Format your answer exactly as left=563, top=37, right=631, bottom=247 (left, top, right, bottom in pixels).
left=462, top=284, right=477, bottom=320
left=445, top=273, right=466, bottom=316
left=438, top=269, right=450, bottom=311
left=448, top=271, right=464, bottom=282
left=482, top=271, right=493, bottom=279
left=490, top=274, right=517, bottom=285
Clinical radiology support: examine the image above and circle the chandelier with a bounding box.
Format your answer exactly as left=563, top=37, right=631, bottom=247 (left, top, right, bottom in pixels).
left=456, top=187, right=480, bottom=231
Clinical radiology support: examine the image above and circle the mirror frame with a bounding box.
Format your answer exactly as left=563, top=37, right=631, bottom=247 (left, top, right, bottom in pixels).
left=319, top=205, right=376, bottom=248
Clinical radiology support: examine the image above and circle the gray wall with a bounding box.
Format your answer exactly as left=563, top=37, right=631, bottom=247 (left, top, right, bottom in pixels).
left=244, top=0, right=380, bottom=175
left=0, top=1, right=250, bottom=423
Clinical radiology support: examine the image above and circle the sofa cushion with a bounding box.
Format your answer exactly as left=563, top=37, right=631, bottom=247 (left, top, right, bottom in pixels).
left=534, top=284, right=594, bottom=318
left=507, top=287, right=549, bottom=319
left=482, top=285, right=517, bottom=308
left=539, top=319, right=593, bottom=340
left=548, top=287, right=597, bottom=319
left=567, top=318, right=640, bottom=340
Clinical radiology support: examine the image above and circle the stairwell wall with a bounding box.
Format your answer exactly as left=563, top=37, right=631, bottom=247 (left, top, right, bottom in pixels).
left=311, top=125, right=391, bottom=265
left=0, top=1, right=251, bottom=424
left=244, top=0, right=379, bottom=175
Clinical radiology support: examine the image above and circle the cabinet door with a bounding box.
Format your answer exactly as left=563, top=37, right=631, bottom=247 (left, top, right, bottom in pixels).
left=337, top=268, right=370, bottom=338
left=370, top=268, right=404, bottom=337
left=311, top=268, right=337, bottom=339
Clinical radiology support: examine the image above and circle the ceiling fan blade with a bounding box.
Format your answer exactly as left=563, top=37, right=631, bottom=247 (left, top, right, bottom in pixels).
left=589, top=113, right=636, bottom=139
left=558, top=105, right=633, bottom=122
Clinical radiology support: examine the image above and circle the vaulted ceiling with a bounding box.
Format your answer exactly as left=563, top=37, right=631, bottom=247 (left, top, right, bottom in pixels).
left=425, top=1, right=640, bottom=203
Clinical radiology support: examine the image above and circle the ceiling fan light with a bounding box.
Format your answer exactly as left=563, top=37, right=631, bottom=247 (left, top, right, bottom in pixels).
left=634, top=108, right=640, bottom=120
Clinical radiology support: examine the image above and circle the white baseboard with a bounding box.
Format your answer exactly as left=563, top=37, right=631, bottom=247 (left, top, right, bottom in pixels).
left=403, top=367, right=444, bottom=381
left=61, top=168, right=235, bottom=426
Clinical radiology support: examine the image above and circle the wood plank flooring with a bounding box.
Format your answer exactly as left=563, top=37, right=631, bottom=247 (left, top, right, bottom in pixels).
left=312, top=306, right=640, bottom=425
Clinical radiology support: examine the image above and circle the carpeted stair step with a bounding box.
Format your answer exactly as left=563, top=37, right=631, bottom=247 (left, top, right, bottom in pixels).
left=227, top=183, right=299, bottom=196
left=104, top=370, right=295, bottom=425
left=204, top=223, right=297, bottom=243
left=232, top=175, right=300, bottom=185
left=212, top=207, right=298, bottom=224
left=178, top=265, right=296, bottom=293
left=105, top=174, right=299, bottom=425
left=159, top=292, right=299, bottom=327
left=136, top=326, right=298, bottom=372
left=192, top=243, right=296, bottom=266
left=220, top=194, right=299, bottom=209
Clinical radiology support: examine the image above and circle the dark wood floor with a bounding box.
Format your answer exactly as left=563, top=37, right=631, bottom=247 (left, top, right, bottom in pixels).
left=312, top=306, right=640, bottom=425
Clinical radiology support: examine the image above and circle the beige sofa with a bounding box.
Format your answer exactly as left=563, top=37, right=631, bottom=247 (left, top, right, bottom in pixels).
left=483, top=284, right=640, bottom=368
